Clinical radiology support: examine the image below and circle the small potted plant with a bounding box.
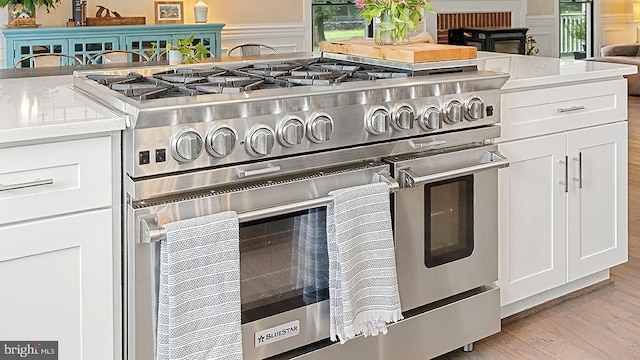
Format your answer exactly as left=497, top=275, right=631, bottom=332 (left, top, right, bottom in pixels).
left=525, top=35, right=539, bottom=56
left=0, top=0, right=61, bottom=28
left=570, top=21, right=587, bottom=59
left=151, top=34, right=210, bottom=65
left=356, top=0, right=435, bottom=45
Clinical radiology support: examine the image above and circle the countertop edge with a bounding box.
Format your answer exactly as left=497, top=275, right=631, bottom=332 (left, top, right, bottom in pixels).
left=502, top=65, right=637, bottom=91
left=0, top=117, right=126, bottom=146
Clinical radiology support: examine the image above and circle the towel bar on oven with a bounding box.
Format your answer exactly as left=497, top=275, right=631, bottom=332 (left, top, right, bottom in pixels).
left=138, top=172, right=400, bottom=244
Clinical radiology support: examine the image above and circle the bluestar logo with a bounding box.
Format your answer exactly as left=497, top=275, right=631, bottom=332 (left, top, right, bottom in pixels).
left=257, top=326, right=299, bottom=343
left=254, top=320, right=300, bottom=348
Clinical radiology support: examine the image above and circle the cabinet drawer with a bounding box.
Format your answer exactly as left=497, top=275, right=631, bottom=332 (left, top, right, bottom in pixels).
left=0, top=136, right=113, bottom=224
left=500, top=79, right=627, bottom=142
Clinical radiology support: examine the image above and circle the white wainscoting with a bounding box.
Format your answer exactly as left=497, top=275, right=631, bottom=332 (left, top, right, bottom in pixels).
left=600, top=14, right=635, bottom=48
left=525, top=15, right=556, bottom=58
left=221, top=23, right=307, bottom=57
left=525, top=13, right=629, bottom=59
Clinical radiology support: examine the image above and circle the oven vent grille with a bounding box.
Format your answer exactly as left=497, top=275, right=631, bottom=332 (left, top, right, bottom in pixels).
left=132, top=161, right=385, bottom=209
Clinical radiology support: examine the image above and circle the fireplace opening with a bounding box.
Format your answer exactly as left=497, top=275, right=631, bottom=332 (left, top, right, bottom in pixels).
left=448, top=27, right=529, bottom=54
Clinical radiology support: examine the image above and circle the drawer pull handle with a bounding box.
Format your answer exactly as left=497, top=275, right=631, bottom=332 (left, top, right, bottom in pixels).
left=557, top=106, right=586, bottom=113
left=237, top=166, right=281, bottom=178
left=399, top=151, right=509, bottom=187
left=0, top=178, right=54, bottom=192
left=408, top=139, right=447, bottom=149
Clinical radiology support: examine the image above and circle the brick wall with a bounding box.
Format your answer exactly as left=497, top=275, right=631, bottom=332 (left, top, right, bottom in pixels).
left=437, top=12, right=512, bottom=44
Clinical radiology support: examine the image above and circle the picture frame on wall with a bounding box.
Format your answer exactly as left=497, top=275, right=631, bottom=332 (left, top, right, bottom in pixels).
left=154, top=1, right=184, bottom=24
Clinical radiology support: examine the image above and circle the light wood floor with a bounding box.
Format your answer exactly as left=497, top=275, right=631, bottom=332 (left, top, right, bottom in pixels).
left=435, top=96, right=640, bottom=360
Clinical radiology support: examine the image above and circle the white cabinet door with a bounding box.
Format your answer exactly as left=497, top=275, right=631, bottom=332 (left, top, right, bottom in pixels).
left=497, top=133, right=567, bottom=305
left=0, top=209, right=114, bottom=360
left=567, top=122, right=628, bottom=281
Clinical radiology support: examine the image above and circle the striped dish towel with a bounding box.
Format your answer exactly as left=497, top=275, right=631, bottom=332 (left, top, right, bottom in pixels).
left=156, top=211, right=243, bottom=360
left=327, top=182, right=403, bottom=344
left=294, top=208, right=329, bottom=305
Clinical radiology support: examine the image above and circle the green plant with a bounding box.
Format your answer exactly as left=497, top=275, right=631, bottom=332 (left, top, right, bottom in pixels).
left=0, top=0, right=61, bottom=13
left=151, top=33, right=210, bottom=64
left=570, top=20, right=586, bottom=45
left=525, top=35, right=539, bottom=56
left=355, top=0, right=434, bottom=28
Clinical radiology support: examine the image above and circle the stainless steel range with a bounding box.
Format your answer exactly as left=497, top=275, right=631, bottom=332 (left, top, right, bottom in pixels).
left=72, top=53, right=509, bottom=360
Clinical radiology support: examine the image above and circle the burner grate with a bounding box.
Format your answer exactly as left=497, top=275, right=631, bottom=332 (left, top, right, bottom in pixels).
left=84, top=58, right=423, bottom=100
left=152, top=68, right=228, bottom=84
left=87, top=72, right=144, bottom=85
left=186, top=77, right=266, bottom=94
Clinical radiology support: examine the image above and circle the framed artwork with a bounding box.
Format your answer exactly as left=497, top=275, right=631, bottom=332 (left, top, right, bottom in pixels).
left=154, top=1, right=184, bottom=24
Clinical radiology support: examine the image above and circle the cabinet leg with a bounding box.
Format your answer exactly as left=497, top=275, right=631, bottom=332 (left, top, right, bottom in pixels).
left=462, top=343, right=474, bottom=352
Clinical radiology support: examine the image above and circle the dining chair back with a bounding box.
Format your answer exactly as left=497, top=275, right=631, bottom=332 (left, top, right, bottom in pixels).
left=227, top=43, right=278, bottom=57
left=14, top=53, right=83, bottom=68
left=88, top=50, right=150, bottom=65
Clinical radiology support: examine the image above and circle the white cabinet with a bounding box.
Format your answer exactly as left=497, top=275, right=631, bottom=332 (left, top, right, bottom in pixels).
left=0, top=137, right=112, bottom=224
left=0, top=135, right=119, bottom=360
left=566, top=123, right=628, bottom=281
left=497, top=132, right=567, bottom=305
left=500, top=79, right=627, bottom=142
left=498, top=122, right=628, bottom=306
left=0, top=210, right=113, bottom=360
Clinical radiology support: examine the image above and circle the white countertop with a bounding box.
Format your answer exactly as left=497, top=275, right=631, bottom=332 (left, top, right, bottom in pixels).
left=476, top=52, right=638, bottom=91
left=0, top=75, right=126, bottom=146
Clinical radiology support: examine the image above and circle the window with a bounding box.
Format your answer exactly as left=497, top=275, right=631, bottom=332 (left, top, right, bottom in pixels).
left=559, top=0, right=593, bottom=59
left=311, top=0, right=372, bottom=51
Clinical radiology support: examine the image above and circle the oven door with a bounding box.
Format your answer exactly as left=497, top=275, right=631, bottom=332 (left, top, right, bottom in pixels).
left=389, top=144, right=508, bottom=312
left=126, top=162, right=397, bottom=360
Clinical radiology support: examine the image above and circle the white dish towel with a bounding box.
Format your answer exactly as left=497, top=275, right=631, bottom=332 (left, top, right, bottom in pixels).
left=327, top=182, right=403, bottom=344
left=156, top=211, right=243, bottom=360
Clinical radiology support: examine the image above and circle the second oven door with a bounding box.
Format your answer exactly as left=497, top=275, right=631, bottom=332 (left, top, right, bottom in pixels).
left=127, top=162, right=395, bottom=360
left=390, top=144, right=508, bottom=312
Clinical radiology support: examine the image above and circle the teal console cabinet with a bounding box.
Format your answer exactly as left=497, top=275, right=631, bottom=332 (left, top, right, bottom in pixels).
left=3, top=23, right=224, bottom=67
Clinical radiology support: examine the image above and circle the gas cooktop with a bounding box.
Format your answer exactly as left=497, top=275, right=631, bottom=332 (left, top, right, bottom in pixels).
left=82, top=57, right=463, bottom=100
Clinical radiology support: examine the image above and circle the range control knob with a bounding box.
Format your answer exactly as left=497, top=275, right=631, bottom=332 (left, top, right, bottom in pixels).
left=171, top=128, right=204, bottom=163
left=307, top=112, right=334, bottom=143
left=465, top=96, right=485, bottom=121
left=246, top=125, right=275, bottom=157
left=392, top=104, right=415, bottom=131
left=443, top=99, right=463, bottom=124
left=366, top=106, right=390, bottom=135
left=419, top=106, right=441, bottom=131
left=277, top=116, right=305, bottom=147
left=206, top=126, right=237, bottom=158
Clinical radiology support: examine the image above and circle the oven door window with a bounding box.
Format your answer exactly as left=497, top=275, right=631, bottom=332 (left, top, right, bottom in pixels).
left=240, top=208, right=329, bottom=324
left=424, top=175, right=474, bottom=268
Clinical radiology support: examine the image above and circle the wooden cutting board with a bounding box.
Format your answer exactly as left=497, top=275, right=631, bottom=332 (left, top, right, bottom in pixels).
left=320, top=39, right=477, bottom=63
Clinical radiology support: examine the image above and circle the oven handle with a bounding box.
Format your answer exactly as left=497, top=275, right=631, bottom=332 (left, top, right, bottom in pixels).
left=399, top=151, right=509, bottom=188
left=138, top=171, right=399, bottom=244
